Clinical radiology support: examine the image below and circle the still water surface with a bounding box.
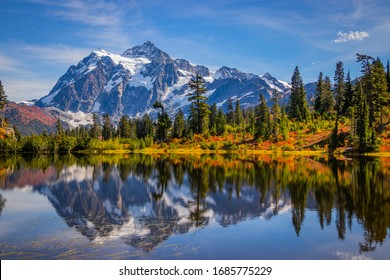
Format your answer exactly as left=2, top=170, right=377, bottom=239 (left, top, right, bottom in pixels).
left=0, top=153, right=389, bottom=259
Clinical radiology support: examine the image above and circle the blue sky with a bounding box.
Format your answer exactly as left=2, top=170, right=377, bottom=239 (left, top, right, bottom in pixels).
left=1, top=0, right=390, bottom=101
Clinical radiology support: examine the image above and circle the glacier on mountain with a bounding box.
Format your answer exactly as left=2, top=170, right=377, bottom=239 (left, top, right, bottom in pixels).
left=35, top=41, right=292, bottom=123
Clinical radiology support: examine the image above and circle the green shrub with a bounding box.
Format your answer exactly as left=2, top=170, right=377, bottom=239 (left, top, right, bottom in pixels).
left=200, top=141, right=208, bottom=150
left=208, top=141, right=218, bottom=150
left=222, top=140, right=238, bottom=150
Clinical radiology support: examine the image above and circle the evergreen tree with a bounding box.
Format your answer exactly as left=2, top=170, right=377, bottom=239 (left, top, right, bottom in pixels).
left=334, top=61, right=345, bottom=116
left=270, top=91, right=281, bottom=142
left=343, top=70, right=354, bottom=115
left=216, top=108, right=226, bottom=136
left=118, top=115, right=130, bottom=138
left=153, top=101, right=172, bottom=142
left=314, top=72, right=324, bottom=113
left=387, top=60, right=390, bottom=95
left=208, top=103, right=218, bottom=135
left=226, top=97, right=235, bottom=126
left=137, top=113, right=154, bottom=139
left=90, top=113, right=101, bottom=139
left=356, top=53, right=375, bottom=126
left=56, top=118, right=64, bottom=137
left=355, top=83, right=369, bottom=152
left=280, top=107, right=290, bottom=141
left=288, top=66, right=309, bottom=121
left=255, top=94, right=271, bottom=140
left=246, top=107, right=256, bottom=136
left=128, top=118, right=137, bottom=140
left=173, top=109, right=185, bottom=138
left=234, top=99, right=243, bottom=128
left=12, top=125, right=21, bottom=141
left=321, top=76, right=335, bottom=115
left=0, top=80, right=8, bottom=127
left=370, top=58, right=388, bottom=129
left=187, top=75, right=209, bottom=134
left=102, top=114, right=112, bottom=140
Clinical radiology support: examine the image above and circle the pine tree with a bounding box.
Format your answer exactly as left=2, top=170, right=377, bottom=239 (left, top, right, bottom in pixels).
left=226, top=97, right=235, bottom=126
left=246, top=107, right=256, bottom=136
left=216, top=108, right=226, bottom=136
left=288, top=66, right=309, bottom=121
left=138, top=113, right=154, bottom=139
left=12, top=125, right=21, bottom=141
left=208, top=103, right=218, bottom=135
left=370, top=58, right=388, bottom=130
left=280, top=107, right=290, bottom=141
left=387, top=60, right=390, bottom=94
left=187, top=75, right=209, bottom=134
left=102, top=114, right=112, bottom=140
left=118, top=115, right=130, bottom=138
left=321, top=76, right=335, bottom=116
left=56, top=118, right=64, bottom=138
left=334, top=61, right=345, bottom=116
left=0, top=80, right=8, bottom=127
left=343, top=70, right=354, bottom=115
left=355, top=83, right=369, bottom=152
left=356, top=53, right=375, bottom=126
left=234, top=99, right=243, bottom=129
left=90, top=113, right=101, bottom=139
left=153, top=101, right=172, bottom=142
left=255, top=94, right=271, bottom=140
left=128, top=118, right=137, bottom=140
left=270, top=91, right=281, bottom=142
left=173, top=109, right=185, bottom=138
left=314, top=72, right=324, bottom=113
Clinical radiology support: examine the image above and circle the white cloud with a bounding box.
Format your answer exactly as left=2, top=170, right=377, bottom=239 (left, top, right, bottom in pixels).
left=333, top=31, right=370, bottom=43
left=16, top=44, right=90, bottom=65
left=2, top=78, right=53, bottom=102
left=0, top=44, right=91, bottom=101
left=28, top=0, right=146, bottom=51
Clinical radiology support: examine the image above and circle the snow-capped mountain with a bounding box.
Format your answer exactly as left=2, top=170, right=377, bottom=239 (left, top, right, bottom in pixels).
left=35, top=41, right=291, bottom=123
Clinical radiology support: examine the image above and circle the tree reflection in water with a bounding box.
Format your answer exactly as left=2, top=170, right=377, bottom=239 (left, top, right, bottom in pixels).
left=0, top=153, right=389, bottom=254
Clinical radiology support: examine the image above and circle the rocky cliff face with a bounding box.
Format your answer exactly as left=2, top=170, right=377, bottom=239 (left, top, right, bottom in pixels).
left=35, top=41, right=292, bottom=123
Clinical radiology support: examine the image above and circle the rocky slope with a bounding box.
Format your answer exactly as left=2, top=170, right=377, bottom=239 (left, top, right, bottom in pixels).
left=35, top=41, right=292, bottom=122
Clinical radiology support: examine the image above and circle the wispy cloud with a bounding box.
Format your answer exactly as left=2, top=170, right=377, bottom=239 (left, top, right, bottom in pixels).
left=333, top=31, right=370, bottom=43
left=3, top=79, right=52, bottom=102
left=15, top=44, right=91, bottom=65
left=29, top=0, right=148, bottom=51
left=0, top=43, right=92, bottom=101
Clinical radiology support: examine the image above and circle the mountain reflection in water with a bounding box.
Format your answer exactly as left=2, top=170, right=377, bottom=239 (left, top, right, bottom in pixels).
left=0, top=153, right=389, bottom=259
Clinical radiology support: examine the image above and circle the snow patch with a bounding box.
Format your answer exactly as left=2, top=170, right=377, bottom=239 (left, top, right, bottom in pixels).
left=66, top=111, right=93, bottom=128
left=40, top=89, right=60, bottom=106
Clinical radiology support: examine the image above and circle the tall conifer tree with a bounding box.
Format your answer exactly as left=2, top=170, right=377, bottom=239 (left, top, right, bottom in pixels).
left=173, top=109, right=185, bottom=138
left=288, top=66, right=309, bottom=121
left=188, top=75, right=209, bottom=134
left=226, top=98, right=235, bottom=126
left=255, top=94, right=271, bottom=140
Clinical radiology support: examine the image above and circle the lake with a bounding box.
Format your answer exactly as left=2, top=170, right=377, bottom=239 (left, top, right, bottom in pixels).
left=0, top=153, right=389, bottom=259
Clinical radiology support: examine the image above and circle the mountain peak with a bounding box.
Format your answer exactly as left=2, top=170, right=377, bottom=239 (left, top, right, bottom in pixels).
left=122, top=41, right=170, bottom=62
left=261, top=72, right=275, bottom=80
left=214, top=66, right=256, bottom=80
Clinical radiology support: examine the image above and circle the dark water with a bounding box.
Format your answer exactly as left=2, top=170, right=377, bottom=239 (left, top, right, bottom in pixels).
left=0, top=153, right=389, bottom=259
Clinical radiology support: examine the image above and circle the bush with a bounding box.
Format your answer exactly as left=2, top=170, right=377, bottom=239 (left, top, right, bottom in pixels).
left=169, top=143, right=178, bottom=150
left=200, top=141, right=208, bottom=150
left=281, top=144, right=295, bottom=151
left=160, top=142, right=167, bottom=149
left=222, top=140, right=238, bottom=150
left=58, top=136, right=77, bottom=153
left=21, top=135, right=50, bottom=154
left=0, top=138, right=20, bottom=154
left=208, top=141, right=218, bottom=150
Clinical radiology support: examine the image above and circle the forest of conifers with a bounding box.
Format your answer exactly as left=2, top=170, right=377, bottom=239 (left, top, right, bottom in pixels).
left=0, top=53, right=389, bottom=155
